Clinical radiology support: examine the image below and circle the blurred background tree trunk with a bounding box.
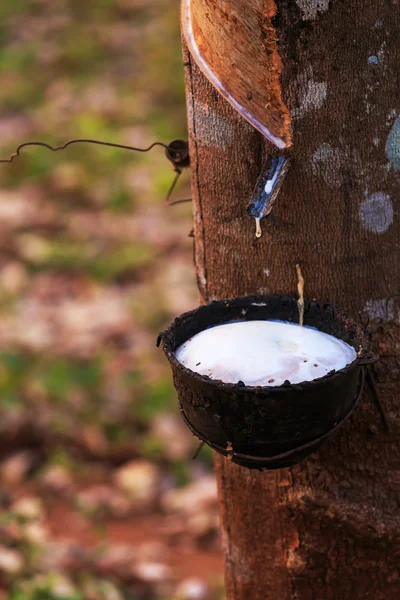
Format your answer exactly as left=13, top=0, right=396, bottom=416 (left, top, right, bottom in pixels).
left=183, top=1, right=400, bottom=598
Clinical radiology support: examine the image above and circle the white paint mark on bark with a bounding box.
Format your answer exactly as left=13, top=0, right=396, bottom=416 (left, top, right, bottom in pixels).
left=377, top=42, right=386, bottom=65
left=292, top=67, right=327, bottom=120
left=311, top=143, right=344, bottom=188
left=264, top=269, right=271, bottom=277
left=386, top=115, right=400, bottom=171
left=364, top=298, right=399, bottom=321
left=295, top=0, right=330, bottom=20
left=359, top=192, right=393, bottom=234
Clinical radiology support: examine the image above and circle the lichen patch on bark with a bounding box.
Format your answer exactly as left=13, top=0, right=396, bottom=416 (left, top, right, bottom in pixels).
left=359, top=192, right=394, bottom=234
left=386, top=114, right=400, bottom=170
left=295, top=0, right=330, bottom=20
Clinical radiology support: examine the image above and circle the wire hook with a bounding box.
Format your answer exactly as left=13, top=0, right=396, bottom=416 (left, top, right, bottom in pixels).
left=0, top=137, right=191, bottom=206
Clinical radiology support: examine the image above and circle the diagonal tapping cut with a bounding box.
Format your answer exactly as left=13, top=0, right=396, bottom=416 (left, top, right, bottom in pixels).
left=182, top=0, right=292, bottom=149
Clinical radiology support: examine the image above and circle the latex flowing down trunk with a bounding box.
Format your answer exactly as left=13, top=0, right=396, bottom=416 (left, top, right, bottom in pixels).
left=182, top=1, right=400, bottom=598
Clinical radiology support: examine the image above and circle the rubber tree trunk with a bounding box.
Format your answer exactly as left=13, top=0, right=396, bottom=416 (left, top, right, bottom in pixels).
left=182, top=1, right=400, bottom=599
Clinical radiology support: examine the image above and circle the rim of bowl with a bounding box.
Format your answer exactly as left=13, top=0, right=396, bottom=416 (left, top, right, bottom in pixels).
left=159, top=295, right=375, bottom=393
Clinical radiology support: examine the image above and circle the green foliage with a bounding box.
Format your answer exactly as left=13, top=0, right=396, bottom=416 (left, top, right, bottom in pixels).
left=170, top=459, right=191, bottom=488
left=197, top=443, right=215, bottom=469
left=141, top=433, right=165, bottom=460
left=20, top=236, right=155, bottom=282
left=0, top=351, right=104, bottom=408
left=37, top=358, right=102, bottom=401
left=47, top=447, right=79, bottom=473
left=0, top=351, right=30, bottom=406
left=103, top=420, right=132, bottom=445
left=9, top=580, right=83, bottom=600
left=133, top=378, right=176, bottom=424
left=108, top=182, right=134, bottom=212
left=89, top=242, right=155, bottom=281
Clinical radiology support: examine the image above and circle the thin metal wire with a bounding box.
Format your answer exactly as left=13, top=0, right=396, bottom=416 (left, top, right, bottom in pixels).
left=192, top=441, right=205, bottom=460
left=0, top=139, right=171, bottom=164
left=168, top=197, right=192, bottom=206
left=166, top=169, right=182, bottom=204
left=165, top=169, right=191, bottom=206
left=0, top=138, right=192, bottom=206
left=366, top=366, right=390, bottom=432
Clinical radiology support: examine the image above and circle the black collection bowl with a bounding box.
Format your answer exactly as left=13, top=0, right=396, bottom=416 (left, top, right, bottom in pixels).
left=158, top=295, right=377, bottom=470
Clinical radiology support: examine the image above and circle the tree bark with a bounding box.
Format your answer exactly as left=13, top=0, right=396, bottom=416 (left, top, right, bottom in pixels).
left=182, top=1, right=400, bottom=599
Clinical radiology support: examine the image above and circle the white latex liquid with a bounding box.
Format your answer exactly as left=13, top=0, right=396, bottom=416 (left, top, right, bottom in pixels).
left=176, top=320, right=356, bottom=387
